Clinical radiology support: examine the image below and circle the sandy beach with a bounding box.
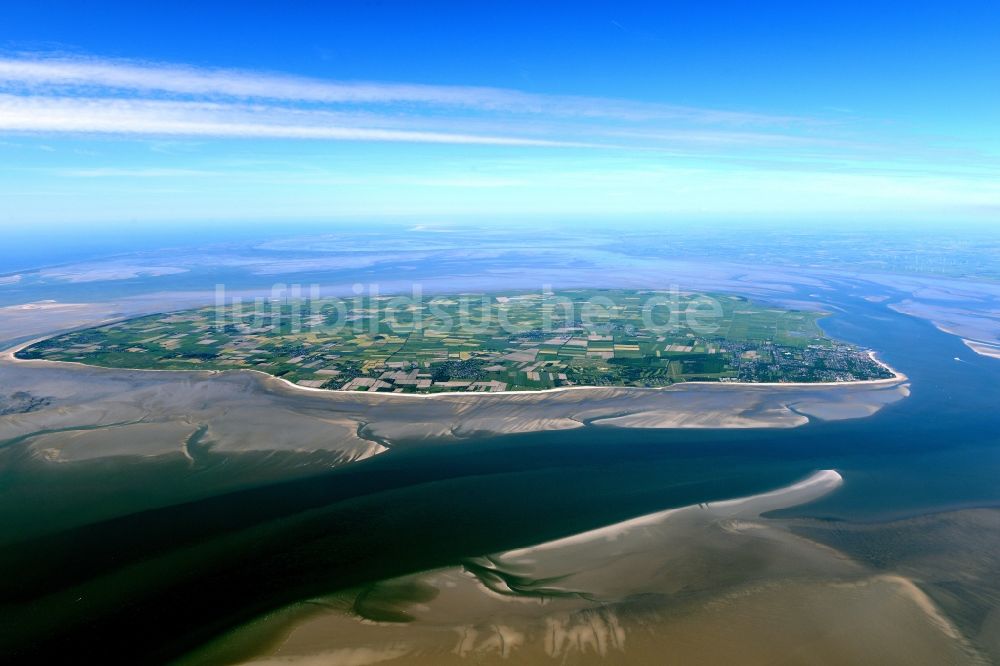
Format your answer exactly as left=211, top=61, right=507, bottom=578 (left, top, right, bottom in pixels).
left=963, top=338, right=1000, bottom=359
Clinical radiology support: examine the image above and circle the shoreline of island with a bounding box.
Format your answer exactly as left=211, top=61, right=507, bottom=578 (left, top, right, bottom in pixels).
left=2, top=336, right=907, bottom=401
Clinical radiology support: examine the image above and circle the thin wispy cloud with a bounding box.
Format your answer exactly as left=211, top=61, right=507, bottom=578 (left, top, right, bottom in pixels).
left=0, top=94, right=581, bottom=146
left=54, top=167, right=220, bottom=178
left=0, top=54, right=807, bottom=125
left=0, top=54, right=838, bottom=149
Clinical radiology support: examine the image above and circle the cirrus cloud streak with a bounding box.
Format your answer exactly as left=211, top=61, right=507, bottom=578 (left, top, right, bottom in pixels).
left=0, top=94, right=582, bottom=146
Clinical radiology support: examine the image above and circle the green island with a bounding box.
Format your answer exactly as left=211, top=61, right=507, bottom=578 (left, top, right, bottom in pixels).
left=17, top=289, right=893, bottom=392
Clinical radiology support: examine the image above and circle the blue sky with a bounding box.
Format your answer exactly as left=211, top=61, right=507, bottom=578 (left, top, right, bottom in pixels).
left=1, top=1, right=999, bottom=227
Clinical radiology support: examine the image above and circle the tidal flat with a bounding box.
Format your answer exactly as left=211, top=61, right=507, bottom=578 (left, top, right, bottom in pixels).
left=179, top=473, right=992, bottom=666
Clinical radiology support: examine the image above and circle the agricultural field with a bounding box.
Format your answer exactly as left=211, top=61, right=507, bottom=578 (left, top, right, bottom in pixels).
left=17, top=290, right=894, bottom=392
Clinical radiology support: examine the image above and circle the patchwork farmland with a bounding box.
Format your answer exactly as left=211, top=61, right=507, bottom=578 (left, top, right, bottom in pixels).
left=18, top=290, right=894, bottom=392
